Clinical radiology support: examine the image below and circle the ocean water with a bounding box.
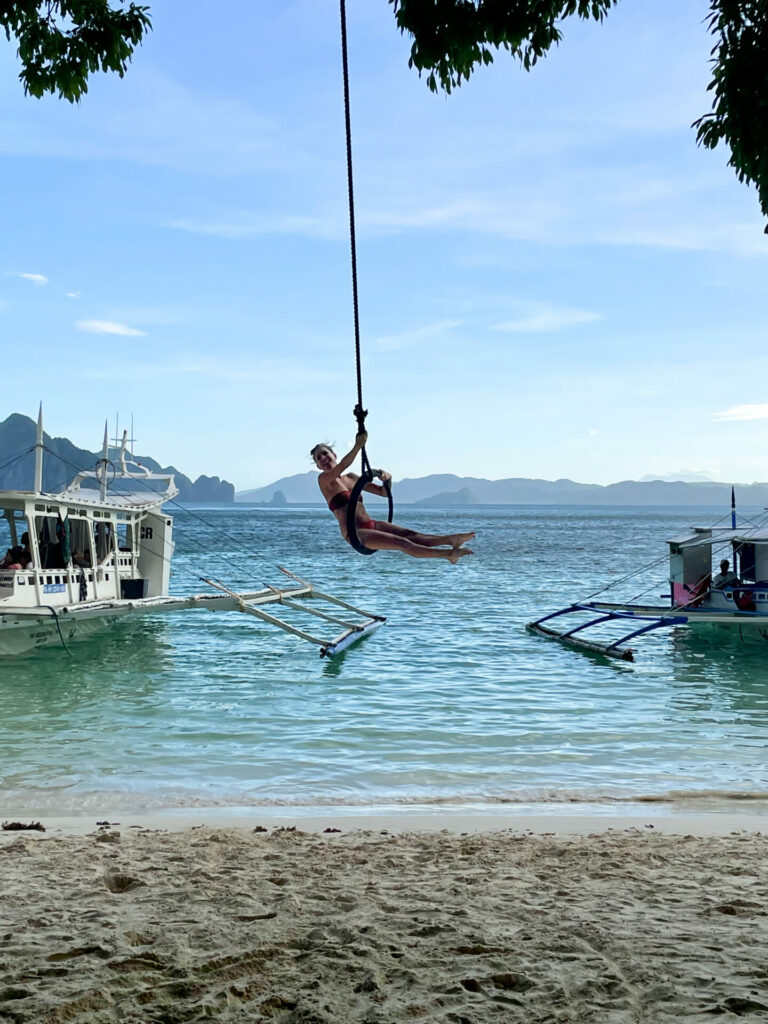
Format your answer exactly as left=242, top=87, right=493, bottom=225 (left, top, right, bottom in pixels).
left=2, top=504, right=768, bottom=819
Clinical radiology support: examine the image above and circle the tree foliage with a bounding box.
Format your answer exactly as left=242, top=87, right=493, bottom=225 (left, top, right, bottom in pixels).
left=693, top=2, right=768, bottom=225
left=392, top=0, right=768, bottom=224
left=391, top=1, right=617, bottom=93
left=1, top=1, right=151, bottom=102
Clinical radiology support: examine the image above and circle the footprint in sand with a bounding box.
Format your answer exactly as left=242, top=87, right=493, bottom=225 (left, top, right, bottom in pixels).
left=103, top=870, right=145, bottom=893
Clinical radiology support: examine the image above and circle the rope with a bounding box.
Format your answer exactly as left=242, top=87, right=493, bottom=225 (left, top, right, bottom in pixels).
left=337, top=0, right=394, bottom=553
left=578, top=509, right=749, bottom=604
left=582, top=508, right=768, bottom=611
left=42, top=605, right=72, bottom=656
left=339, top=0, right=365, bottom=432
left=0, top=446, right=35, bottom=477
left=579, top=552, right=670, bottom=603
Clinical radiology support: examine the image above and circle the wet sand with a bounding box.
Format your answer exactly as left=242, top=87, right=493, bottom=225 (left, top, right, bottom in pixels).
left=1, top=813, right=767, bottom=1022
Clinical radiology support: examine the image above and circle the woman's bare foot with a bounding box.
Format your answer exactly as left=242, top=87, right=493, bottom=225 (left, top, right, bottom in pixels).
left=447, top=547, right=473, bottom=564
left=450, top=532, right=475, bottom=549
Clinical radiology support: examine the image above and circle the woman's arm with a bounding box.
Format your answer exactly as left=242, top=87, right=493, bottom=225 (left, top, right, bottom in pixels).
left=363, top=470, right=391, bottom=497
left=317, top=432, right=368, bottom=484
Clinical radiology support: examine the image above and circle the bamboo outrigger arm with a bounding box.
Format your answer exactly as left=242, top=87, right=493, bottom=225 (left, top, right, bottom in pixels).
left=201, top=572, right=386, bottom=658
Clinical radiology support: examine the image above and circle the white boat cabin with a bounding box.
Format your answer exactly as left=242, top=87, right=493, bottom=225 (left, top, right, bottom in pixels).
left=668, top=526, right=768, bottom=611
left=0, top=428, right=176, bottom=612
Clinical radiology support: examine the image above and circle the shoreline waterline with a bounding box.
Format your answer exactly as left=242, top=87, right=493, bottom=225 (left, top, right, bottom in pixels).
left=9, top=799, right=768, bottom=837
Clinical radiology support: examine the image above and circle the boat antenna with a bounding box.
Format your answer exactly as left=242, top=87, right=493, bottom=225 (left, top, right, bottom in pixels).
left=34, top=402, right=44, bottom=494
left=99, top=422, right=110, bottom=500
left=731, top=484, right=739, bottom=578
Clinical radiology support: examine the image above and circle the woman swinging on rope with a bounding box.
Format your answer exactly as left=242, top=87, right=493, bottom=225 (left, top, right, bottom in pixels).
left=312, top=431, right=474, bottom=563
left=319, top=2, right=473, bottom=562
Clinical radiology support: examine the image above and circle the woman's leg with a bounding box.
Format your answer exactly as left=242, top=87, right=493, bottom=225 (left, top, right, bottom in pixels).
left=372, top=520, right=475, bottom=549
left=357, top=527, right=472, bottom=562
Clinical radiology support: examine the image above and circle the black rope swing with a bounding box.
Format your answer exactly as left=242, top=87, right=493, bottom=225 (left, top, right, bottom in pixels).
left=339, top=0, right=393, bottom=555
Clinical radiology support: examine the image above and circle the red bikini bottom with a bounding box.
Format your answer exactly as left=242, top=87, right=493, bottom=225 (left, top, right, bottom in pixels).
left=346, top=519, right=377, bottom=544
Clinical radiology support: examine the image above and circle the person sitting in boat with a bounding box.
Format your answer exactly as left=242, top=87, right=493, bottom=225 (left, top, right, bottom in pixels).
left=1, top=533, right=32, bottom=570
left=311, top=433, right=474, bottom=563
left=712, top=558, right=740, bottom=589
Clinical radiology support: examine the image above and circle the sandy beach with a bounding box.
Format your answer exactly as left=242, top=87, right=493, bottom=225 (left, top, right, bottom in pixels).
left=2, top=815, right=767, bottom=1023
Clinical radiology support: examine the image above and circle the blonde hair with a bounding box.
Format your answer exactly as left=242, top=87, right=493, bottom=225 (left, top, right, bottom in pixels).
left=310, top=442, right=335, bottom=460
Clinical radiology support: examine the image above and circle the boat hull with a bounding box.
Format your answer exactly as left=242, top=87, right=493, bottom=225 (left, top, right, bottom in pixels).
left=0, top=583, right=385, bottom=658
left=0, top=612, right=116, bottom=656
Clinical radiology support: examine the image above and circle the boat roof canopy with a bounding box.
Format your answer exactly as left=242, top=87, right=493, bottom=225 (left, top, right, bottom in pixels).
left=668, top=527, right=768, bottom=549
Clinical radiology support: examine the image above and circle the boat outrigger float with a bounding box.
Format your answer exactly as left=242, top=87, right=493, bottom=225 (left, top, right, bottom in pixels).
left=0, top=410, right=384, bottom=658
left=528, top=492, right=768, bottom=661
left=527, top=605, right=689, bottom=662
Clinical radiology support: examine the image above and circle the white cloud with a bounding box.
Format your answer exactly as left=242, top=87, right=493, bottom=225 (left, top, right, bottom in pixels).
left=713, top=404, right=768, bottom=422
left=19, top=273, right=49, bottom=285
left=492, top=308, right=602, bottom=333
left=639, top=468, right=722, bottom=482
left=598, top=219, right=768, bottom=257
left=373, top=319, right=463, bottom=352
left=66, top=291, right=81, bottom=299
left=79, top=355, right=342, bottom=388
left=75, top=320, right=146, bottom=337
left=165, top=211, right=335, bottom=240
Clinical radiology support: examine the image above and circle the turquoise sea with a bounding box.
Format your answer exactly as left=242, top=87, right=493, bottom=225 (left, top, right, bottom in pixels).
left=2, top=505, right=768, bottom=820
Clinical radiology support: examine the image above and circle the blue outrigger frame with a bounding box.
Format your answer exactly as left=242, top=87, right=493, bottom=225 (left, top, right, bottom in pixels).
left=527, top=603, right=689, bottom=662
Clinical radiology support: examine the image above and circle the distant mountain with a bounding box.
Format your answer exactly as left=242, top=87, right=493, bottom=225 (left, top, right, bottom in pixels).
left=0, top=414, right=234, bottom=503
left=237, top=472, right=322, bottom=504
left=413, top=487, right=479, bottom=507
left=237, top=470, right=768, bottom=508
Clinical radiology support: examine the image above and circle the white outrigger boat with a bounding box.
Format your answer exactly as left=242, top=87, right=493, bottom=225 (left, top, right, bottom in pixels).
left=0, top=411, right=384, bottom=658
left=528, top=494, right=768, bottom=661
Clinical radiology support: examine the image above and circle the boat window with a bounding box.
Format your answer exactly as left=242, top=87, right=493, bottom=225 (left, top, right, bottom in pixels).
left=0, top=513, right=11, bottom=558
left=95, top=521, right=115, bottom=564
left=116, top=521, right=134, bottom=553
left=739, top=544, right=756, bottom=583
left=0, top=509, right=28, bottom=552
left=69, top=518, right=93, bottom=568
left=35, top=515, right=68, bottom=570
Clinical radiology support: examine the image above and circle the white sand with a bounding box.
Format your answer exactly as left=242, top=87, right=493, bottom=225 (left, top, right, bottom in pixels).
left=2, top=815, right=768, bottom=1022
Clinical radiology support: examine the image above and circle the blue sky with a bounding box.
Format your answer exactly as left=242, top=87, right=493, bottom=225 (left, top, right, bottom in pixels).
left=1, top=0, right=766, bottom=489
